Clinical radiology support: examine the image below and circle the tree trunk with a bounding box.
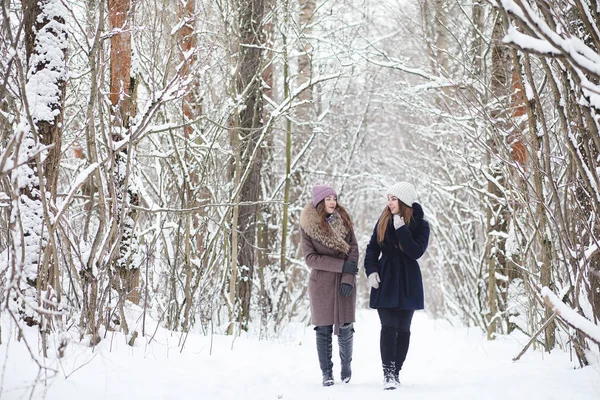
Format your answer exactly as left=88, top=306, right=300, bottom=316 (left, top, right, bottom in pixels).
left=297, top=0, right=315, bottom=108
left=280, top=0, right=293, bottom=284
left=257, top=0, right=276, bottom=335
left=109, top=0, right=139, bottom=316
left=108, top=0, right=133, bottom=128
left=231, top=0, right=266, bottom=331
left=519, top=53, right=556, bottom=350
left=176, top=0, right=207, bottom=333
left=470, top=0, right=484, bottom=76
left=486, top=13, right=511, bottom=339
left=79, top=0, right=106, bottom=345
left=15, top=0, right=67, bottom=332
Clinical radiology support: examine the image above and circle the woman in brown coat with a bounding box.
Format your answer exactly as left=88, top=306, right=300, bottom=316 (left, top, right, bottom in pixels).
left=300, top=184, right=359, bottom=386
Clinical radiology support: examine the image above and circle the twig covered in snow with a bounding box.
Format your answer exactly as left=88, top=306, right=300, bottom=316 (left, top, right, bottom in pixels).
left=541, top=287, right=600, bottom=345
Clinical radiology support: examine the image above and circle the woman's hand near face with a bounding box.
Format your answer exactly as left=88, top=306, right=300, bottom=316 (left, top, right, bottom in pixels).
left=393, top=215, right=405, bottom=229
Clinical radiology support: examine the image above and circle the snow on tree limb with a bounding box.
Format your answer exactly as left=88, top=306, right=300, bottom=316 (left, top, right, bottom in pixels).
left=541, top=287, right=600, bottom=344
left=496, top=0, right=600, bottom=79
left=503, top=26, right=560, bottom=56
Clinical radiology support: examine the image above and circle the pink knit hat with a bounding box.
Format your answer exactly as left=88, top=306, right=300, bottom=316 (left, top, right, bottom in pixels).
left=312, top=184, right=337, bottom=207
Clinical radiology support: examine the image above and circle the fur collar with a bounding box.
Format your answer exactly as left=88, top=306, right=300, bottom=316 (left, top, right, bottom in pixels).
left=300, top=202, right=351, bottom=254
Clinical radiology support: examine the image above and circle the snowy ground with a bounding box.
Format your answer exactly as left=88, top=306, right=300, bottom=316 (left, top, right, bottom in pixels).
left=1, top=309, right=599, bottom=400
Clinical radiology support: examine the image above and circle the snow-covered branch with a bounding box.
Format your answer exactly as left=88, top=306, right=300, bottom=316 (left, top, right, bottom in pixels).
left=541, top=287, right=600, bottom=345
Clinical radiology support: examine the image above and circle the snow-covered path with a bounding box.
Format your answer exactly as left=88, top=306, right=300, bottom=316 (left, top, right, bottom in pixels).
left=1, top=310, right=599, bottom=399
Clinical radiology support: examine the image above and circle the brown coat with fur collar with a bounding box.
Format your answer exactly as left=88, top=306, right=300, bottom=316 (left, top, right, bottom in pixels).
left=300, top=202, right=358, bottom=333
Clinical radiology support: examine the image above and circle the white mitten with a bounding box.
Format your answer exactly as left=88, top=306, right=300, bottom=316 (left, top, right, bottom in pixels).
left=368, top=272, right=380, bottom=289
left=393, top=214, right=405, bottom=229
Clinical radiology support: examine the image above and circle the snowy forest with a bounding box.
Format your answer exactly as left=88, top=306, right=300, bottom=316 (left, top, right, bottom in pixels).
left=1, top=0, right=600, bottom=380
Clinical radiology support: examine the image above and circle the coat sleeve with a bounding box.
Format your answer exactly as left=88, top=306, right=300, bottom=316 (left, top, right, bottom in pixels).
left=341, top=229, right=359, bottom=287
left=395, top=219, right=430, bottom=260
left=346, top=229, right=359, bottom=263
left=364, top=224, right=381, bottom=276
left=301, top=229, right=344, bottom=273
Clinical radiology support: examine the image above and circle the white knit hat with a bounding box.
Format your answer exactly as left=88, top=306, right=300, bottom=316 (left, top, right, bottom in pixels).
left=386, top=182, right=418, bottom=207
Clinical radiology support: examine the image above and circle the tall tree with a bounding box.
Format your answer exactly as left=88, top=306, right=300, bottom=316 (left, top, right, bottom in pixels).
left=231, top=0, right=266, bottom=331
left=108, top=0, right=139, bottom=323
left=485, top=13, right=511, bottom=339
left=78, top=0, right=106, bottom=346
left=517, top=52, right=556, bottom=349
left=176, top=0, right=208, bottom=332
left=11, top=0, right=67, bottom=344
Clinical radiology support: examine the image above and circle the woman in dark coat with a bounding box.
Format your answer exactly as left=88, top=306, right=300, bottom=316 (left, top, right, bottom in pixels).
left=364, top=181, right=430, bottom=390
left=300, top=184, right=359, bottom=386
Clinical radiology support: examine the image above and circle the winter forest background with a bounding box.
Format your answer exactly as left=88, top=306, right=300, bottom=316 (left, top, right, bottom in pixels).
left=1, top=0, right=600, bottom=384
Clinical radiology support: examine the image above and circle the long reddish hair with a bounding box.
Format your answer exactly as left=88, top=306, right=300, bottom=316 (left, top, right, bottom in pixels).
left=376, top=200, right=413, bottom=243
left=315, top=201, right=353, bottom=232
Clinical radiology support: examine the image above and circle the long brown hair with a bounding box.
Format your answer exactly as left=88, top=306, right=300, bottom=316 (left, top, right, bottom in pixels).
left=376, top=200, right=413, bottom=243
left=316, top=201, right=353, bottom=231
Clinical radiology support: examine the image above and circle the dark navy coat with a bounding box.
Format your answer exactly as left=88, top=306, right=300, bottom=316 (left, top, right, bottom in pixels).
left=364, top=203, right=430, bottom=310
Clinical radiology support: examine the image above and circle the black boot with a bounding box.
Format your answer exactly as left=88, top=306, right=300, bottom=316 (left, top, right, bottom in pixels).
left=338, top=323, right=354, bottom=383
left=382, top=362, right=397, bottom=390
left=394, top=331, right=411, bottom=384
left=315, top=325, right=334, bottom=386
left=380, top=325, right=398, bottom=390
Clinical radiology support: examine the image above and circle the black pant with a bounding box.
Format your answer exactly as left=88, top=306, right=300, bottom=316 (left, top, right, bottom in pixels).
left=377, top=309, right=414, bottom=374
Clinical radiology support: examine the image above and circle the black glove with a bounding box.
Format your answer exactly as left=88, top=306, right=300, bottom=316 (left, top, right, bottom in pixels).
left=339, top=283, right=353, bottom=297
left=342, top=260, right=358, bottom=275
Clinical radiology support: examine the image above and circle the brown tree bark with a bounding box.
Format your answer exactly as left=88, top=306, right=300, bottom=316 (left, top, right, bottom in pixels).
left=109, top=0, right=139, bottom=312
left=108, top=0, right=133, bottom=128
left=235, top=0, right=266, bottom=331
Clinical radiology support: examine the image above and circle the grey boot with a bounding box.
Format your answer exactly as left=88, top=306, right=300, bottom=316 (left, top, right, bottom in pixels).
left=338, top=323, right=354, bottom=383
left=315, top=325, right=334, bottom=386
